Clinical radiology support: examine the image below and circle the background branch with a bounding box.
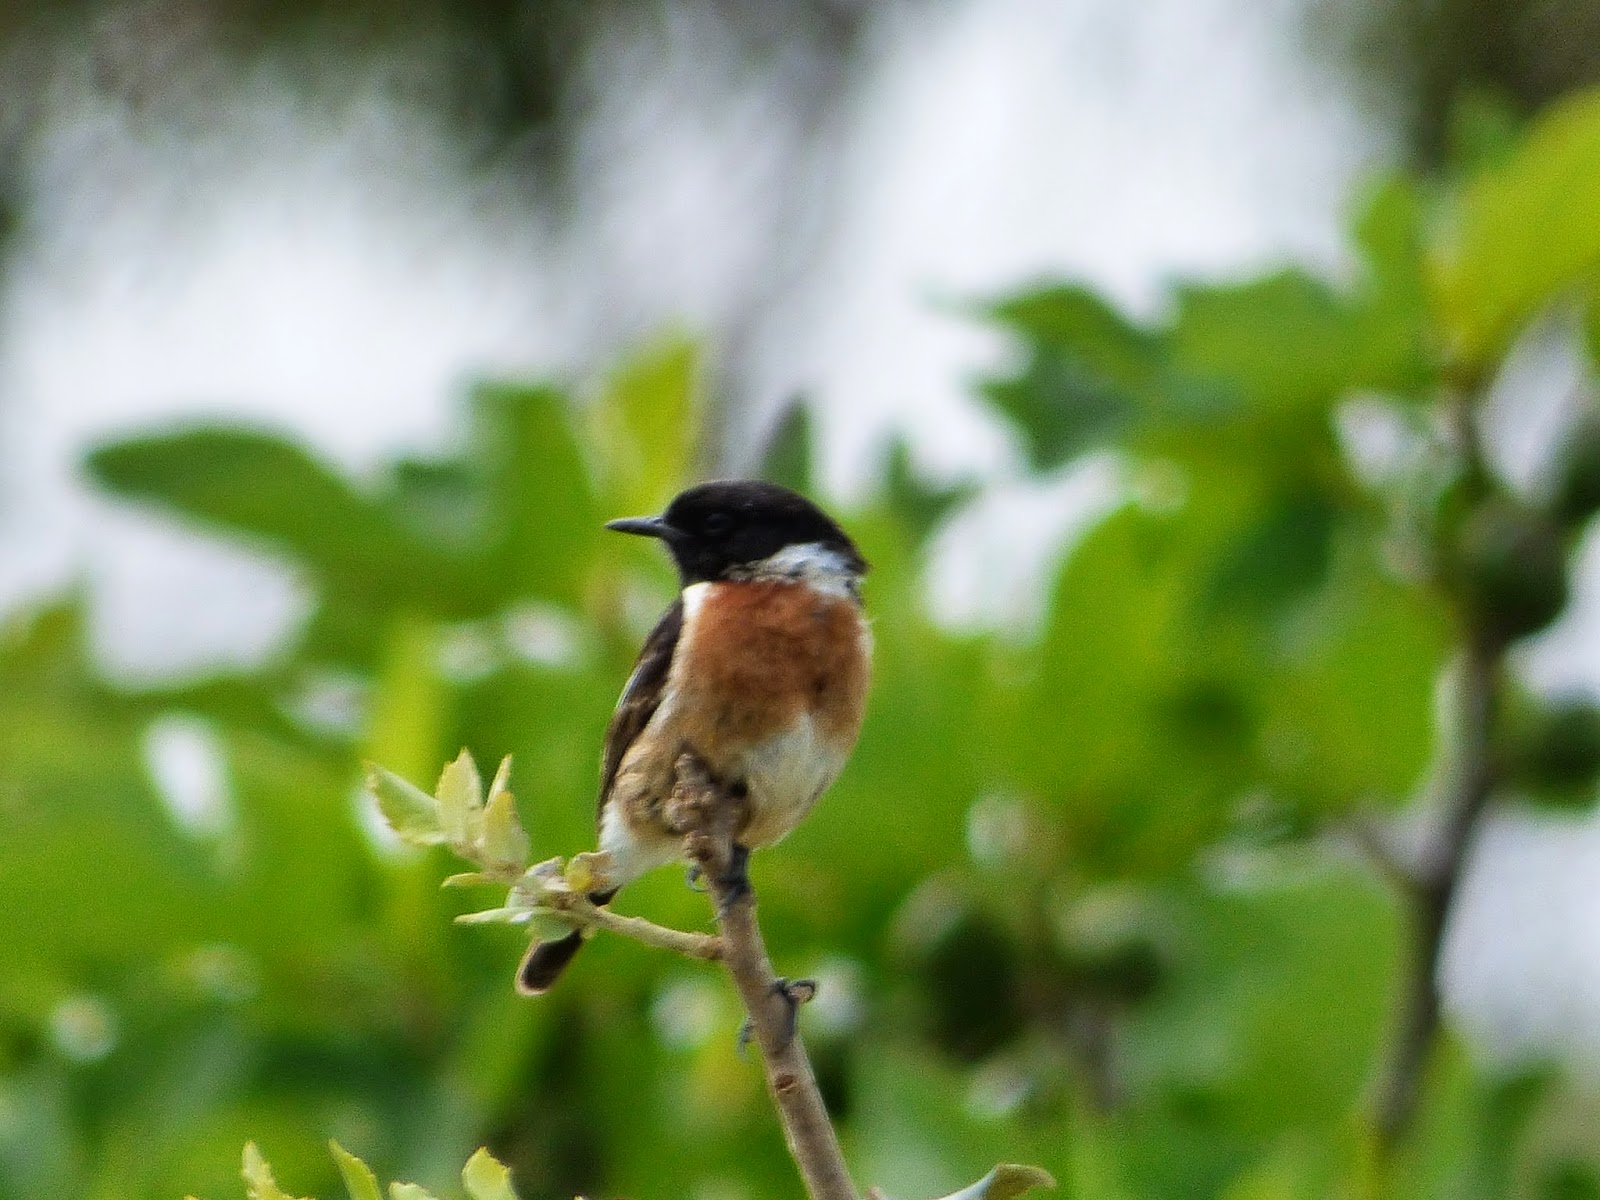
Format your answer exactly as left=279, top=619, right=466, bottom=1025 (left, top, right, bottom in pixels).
left=1373, top=634, right=1500, bottom=1147
left=1373, top=388, right=1504, bottom=1150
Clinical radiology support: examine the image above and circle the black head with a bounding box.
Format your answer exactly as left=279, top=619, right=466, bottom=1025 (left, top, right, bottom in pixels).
left=605, top=480, right=867, bottom=585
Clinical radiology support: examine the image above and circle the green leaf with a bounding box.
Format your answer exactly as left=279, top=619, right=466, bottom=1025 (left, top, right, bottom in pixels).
left=1168, top=270, right=1419, bottom=411
left=936, top=1164, right=1058, bottom=1200
left=1380, top=1049, right=1568, bottom=1200
left=1200, top=490, right=1338, bottom=620
left=591, top=335, right=700, bottom=514
left=454, top=904, right=535, bottom=927
left=1446, top=90, right=1524, bottom=177
left=1006, top=505, right=1254, bottom=875
left=85, top=426, right=410, bottom=573
left=436, top=748, right=484, bottom=847
left=330, top=1141, right=383, bottom=1200
left=1354, top=174, right=1428, bottom=301
left=1542, top=1162, right=1600, bottom=1200
left=981, top=284, right=1155, bottom=470
left=389, top=1185, right=441, bottom=1200
left=486, top=754, right=512, bottom=805
left=1549, top=406, right=1600, bottom=527
left=461, top=1147, right=520, bottom=1200
left=384, top=456, right=485, bottom=547
left=242, top=1143, right=312, bottom=1200
left=989, top=284, right=1155, bottom=365
left=757, top=399, right=816, bottom=494
left=1125, top=869, right=1401, bottom=1133
left=364, top=615, right=447, bottom=787
left=1435, top=88, right=1600, bottom=369
left=441, top=871, right=498, bottom=888
left=480, top=756, right=530, bottom=873
left=471, top=381, right=601, bottom=606
left=1264, top=558, right=1449, bottom=810
left=1503, top=699, right=1600, bottom=810
left=1348, top=175, right=1435, bottom=400
left=365, top=762, right=444, bottom=845
left=879, top=438, right=976, bottom=544
left=853, top=1047, right=1062, bottom=1200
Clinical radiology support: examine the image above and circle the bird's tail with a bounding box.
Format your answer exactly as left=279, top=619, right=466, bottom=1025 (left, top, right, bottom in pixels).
left=516, top=889, right=616, bottom=995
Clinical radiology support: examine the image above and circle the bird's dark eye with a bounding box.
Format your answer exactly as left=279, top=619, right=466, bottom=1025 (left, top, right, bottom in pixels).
left=702, top=512, right=733, bottom=536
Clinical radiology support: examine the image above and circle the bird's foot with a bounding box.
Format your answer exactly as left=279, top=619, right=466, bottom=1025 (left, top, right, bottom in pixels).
left=738, top=977, right=819, bottom=1055
left=714, top=843, right=752, bottom=915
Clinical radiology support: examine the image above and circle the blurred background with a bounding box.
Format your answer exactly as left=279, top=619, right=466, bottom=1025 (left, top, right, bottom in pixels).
left=7, top=1, right=1600, bottom=1197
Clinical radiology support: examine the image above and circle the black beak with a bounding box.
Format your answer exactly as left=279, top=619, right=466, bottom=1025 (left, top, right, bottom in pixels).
left=605, top=515, right=680, bottom=541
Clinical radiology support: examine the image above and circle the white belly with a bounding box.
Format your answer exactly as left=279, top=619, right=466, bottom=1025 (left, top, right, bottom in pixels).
left=739, top=714, right=848, bottom=847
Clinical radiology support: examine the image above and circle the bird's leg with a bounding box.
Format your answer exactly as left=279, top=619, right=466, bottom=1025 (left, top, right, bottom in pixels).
left=738, top=977, right=818, bottom=1054
left=716, top=841, right=752, bottom=912
left=773, top=977, right=818, bottom=1047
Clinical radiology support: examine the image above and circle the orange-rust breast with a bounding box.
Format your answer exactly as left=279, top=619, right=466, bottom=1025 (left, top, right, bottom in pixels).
left=671, top=579, right=870, bottom=774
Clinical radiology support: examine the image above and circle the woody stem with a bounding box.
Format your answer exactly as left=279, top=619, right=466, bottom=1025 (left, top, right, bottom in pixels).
left=1373, top=387, right=1503, bottom=1150
left=670, top=754, right=861, bottom=1200
left=548, top=894, right=724, bottom=962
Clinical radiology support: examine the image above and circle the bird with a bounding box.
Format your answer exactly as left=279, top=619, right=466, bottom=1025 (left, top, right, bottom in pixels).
left=517, top=479, right=872, bottom=995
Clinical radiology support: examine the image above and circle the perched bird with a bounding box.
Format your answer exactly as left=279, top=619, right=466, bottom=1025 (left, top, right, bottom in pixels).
left=517, top=480, right=872, bottom=994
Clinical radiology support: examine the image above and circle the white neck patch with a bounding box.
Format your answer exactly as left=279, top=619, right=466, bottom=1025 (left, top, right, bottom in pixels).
left=745, top=541, right=861, bottom=599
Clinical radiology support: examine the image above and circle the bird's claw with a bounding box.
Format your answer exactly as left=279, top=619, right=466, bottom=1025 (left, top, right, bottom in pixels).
left=714, top=843, right=752, bottom=916
left=737, top=976, right=818, bottom=1055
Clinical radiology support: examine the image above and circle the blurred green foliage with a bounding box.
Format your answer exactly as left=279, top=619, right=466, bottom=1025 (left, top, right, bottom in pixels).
left=9, top=86, right=1600, bottom=1200
left=219, top=1138, right=1054, bottom=1200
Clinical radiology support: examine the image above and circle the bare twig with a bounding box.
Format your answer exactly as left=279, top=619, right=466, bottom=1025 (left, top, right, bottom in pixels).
left=547, top=892, right=725, bottom=963
left=667, top=753, right=861, bottom=1200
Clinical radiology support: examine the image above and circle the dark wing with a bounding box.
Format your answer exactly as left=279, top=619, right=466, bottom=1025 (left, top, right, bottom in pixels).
left=598, top=597, right=684, bottom=818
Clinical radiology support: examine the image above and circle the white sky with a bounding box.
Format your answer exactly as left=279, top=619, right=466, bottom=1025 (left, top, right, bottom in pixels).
left=0, top=0, right=1384, bottom=673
